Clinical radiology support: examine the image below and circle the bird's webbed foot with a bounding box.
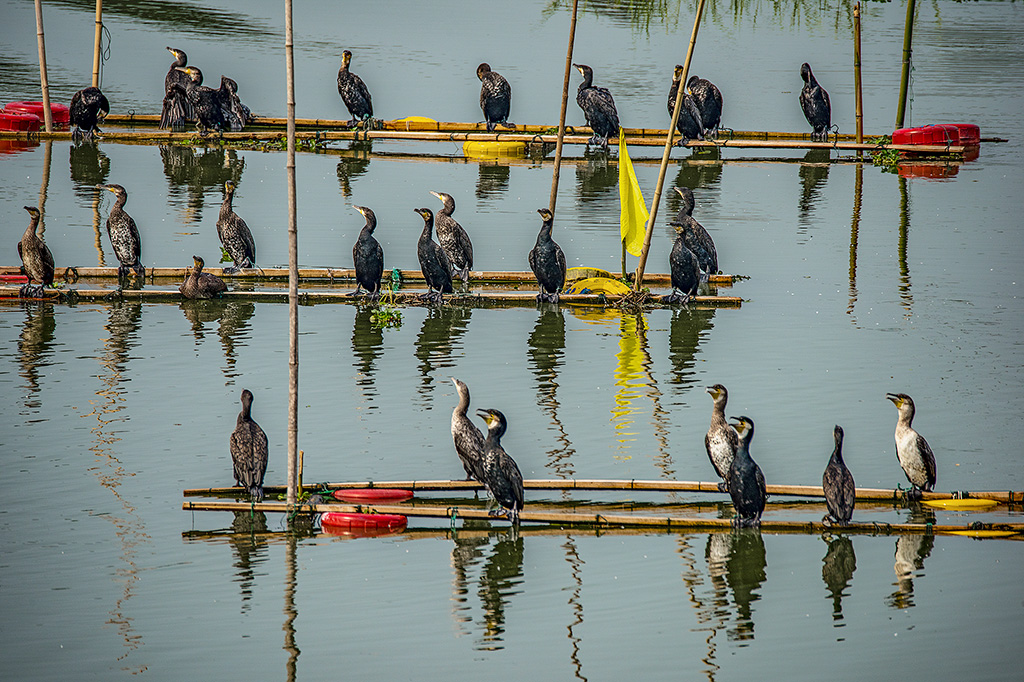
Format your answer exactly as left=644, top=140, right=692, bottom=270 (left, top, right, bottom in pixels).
left=716, top=481, right=729, bottom=494
left=223, top=265, right=240, bottom=275
left=660, top=290, right=690, bottom=305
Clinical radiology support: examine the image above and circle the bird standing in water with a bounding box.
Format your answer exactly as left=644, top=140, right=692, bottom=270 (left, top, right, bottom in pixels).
left=17, top=206, right=55, bottom=298
left=430, top=191, right=473, bottom=284
left=413, top=207, right=453, bottom=304
left=667, top=65, right=703, bottom=144
left=477, top=63, right=513, bottom=132
left=337, top=49, right=373, bottom=129
left=230, top=389, right=269, bottom=501
left=799, top=62, right=832, bottom=141
left=217, top=180, right=257, bottom=273
left=662, top=221, right=700, bottom=304
left=885, top=393, right=936, bottom=499
left=528, top=208, right=566, bottom=304
left=704, top=384, right=738, bottom=492
left=179, top=255, right=227, bottom=299
left=574, top=64, right=620, bottom=152
left=451, top=378, right=486, bottom=482
left=477, top=408, right=524, bottom=525
left=822, top=425, right=856, bottom=526
left=686, top=74, right=723, bottom=139
left=351, top=205, right=384, bottom=300
left=70, top=86, right=110, bottom=142
left=727, top=416, right=767, bottom=527
left=98, top=184, right=145, bottom=281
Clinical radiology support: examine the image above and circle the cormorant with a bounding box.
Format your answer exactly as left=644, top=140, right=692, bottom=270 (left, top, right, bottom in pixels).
left=337, top=49, right=373, bottom=129
left=17, top=206, right=55, bottom=298
left=727, top=416, right=767, bottom=527
left=822, top=425, right=856, bottom=526
left=179, top=254, right=227, bottom=299
left=230, top=388, right=269, bottom=501
left=160, top=46, right=192, bottom=128
left=218, top=76, right=251, bottom=131
left=704, top=384, right=738, bottom=492
left=885, top=393, right=936, bottom=498
left=175, top=66, right=227, bottom=134
left=217, top=180, right=257, bottom=273
left=477, top=63, right=513, bottom=132
left=799, top=62, right=832, bottom=142
left=413, top=207, right=453, bottom=304
left=352, top=205, right=384, bottom=299
left=69, top=86, right=110, bottom=142
left=528, top=207, right=566, bottom=304
left=662, top=221, right=700, bottom=304
left=672, top=186, right=718, bottom=278
left=430, top=191, right=473, bottom=283
left=686, top=74, right=723, bottom=139
left=667, top=65, right=703, bottom=145
left=574, top=64, right=620, bottom=152
left=476, top=408, right=524, bottom=524
left=98, top=184, right=145, bottom=280
left=451, top=377, right=486, bottom=482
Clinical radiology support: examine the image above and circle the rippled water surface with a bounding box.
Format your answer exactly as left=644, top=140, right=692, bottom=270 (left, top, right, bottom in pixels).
left=2, top=1, right=1023, bottom=680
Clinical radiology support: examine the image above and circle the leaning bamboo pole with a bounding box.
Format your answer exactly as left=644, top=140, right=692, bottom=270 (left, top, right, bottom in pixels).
left=91, top=0, right=103, bottom=88
left=548, top=0, right=578, bottom=214
left=895, top=0, right=917, bottom=130
left=284, top=0, right=299, bottom=507
left=33, top=0, right=53, bottom=133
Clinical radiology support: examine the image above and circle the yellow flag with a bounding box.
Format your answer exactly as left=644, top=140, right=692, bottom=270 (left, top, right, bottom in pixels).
left=618, top=128, right=648, bottom=257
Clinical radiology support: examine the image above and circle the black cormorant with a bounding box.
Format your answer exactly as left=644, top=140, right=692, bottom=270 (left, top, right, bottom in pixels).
left=98, top=184, right=145, bottom=280
left=160, top=46, right=192, bottom=128
left=727, top=416, right=767, bottom=527
left=69, top=86, right=110, bottom=142
left=217, top=180, right=257, bottom=273
left=704, top=384, right=738, bottom=492
left=667, top=65, right=703, bottom=145
left=822, top=425, right=855, bottom=526
left=662, top=221, right=700, bottom=304
left=574, top=64, right=620, bottom=152
left=430, top=191, right=473, bottom=283
left=686, top=74, right=723, bottom=139
left=477, top=63, right=513, bottom=132
left=528, top=207, right=566, bottom=304
left=451, top=377, right=486, bottom=482
left=476, top=408, right=524, bottom=524
left=799, top=63, right=832, bottom=142
left=352, top=205, right=384, bottom=299
left=179, top=254, right=227, bottom=299
left=175, top=66, right=227, bottom=134
left=337, top=49, right=373, bottom=129
left=885, top=393, right=936, bottom=498
left=17, top=206, right=55, bottom=298
left=218, top=76, right=251, bottom=131
left=230, top=388, right=269, bottom=501
left=672, top=186, right=718, bottom=278
left=413, top=207, right=454, bottom=304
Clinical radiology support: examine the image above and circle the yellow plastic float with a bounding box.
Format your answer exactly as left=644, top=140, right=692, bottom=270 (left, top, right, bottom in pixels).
left=565, top=266, right=616, bottom=282
left=563, top=277, right=631, bottom=296
left=942, top=530, right=1018, bottom=538
left=462, top=140, right=526, bottom=158
left=922, top=498, right=999, bottom=511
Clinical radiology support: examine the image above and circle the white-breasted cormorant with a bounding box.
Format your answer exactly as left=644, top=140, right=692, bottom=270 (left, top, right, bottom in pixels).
left=352, top=205, right=384, bottom=300
left=337, top=50, right=373, bottom=129
left=686, top=74, right=723, bottom=139
left=672, top=186, right=718, bottom=278
left=477, top=63, right=513, bottom=132
left=98, top=184, right=145, bottom=280
left=823, top=425, right=855, bottom=526
left=704, top=384, right=738, bottom=492
left=230, top=388, right=269, bottom=501
left=69, top=86, right=109, bottom=142
left=528, top=208, right=566, bottom=304
left=727, top=416, right=767, bottom=527
left=430, top=191, right=473, bottom=284
left=17, top=206, right=55, bottom=298
left=160, top=46, right=192, bottom=128
left=217, top=180, right=257, bottom=273
left=413, top=207, right=453, bottom=304
left=662, top=221, right=700, bottom=304
left=885, top=393, right=936, bottom=498
left=799, top=63, right=832, bottom=142
left=477, top=408, right=524, bottom=524
left=451, top=377, right=486, bottom=482
left=175, top=66, right=227, bottom=134
left=667, top=65, right=703, bottom=145
left=179, top=255, right=227, bottom=299
left=574, top=64, right=620, bottom=152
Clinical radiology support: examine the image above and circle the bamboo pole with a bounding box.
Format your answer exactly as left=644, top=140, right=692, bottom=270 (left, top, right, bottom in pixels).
left=33, top=0, right=53, bottom=133
left=634, top=0, right=705, bottom=292
left=284, top=0, right=299, bottom=507
left=91, top=0, right=103, bottom=88
left=548, top=0, right=579, bottom=214
left=853, top=2, right=863, bottom=145
left=895, top=0, right=916, bottom=130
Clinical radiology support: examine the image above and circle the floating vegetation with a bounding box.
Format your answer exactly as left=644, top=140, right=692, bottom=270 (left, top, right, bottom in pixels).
left=870, top=136, right=900, bottom=173
left=370, top=282, right=403, bottom=329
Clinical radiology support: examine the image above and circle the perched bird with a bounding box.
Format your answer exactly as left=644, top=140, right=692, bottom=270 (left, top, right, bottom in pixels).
left=217, top=76, right=251, bottom=131
left=17, top=206, right=55, bottom=298
left=97, top=184, right=145, bottom=280
left=69, top=86, right=110, bottom=142
left=704, top=384, right=738, bottom=493
left=574, top=63, right=620, bottom=152
left=667, top=65, right=703, bottom=145
left=799, top=62, right=832, bottom=142
left=175, top=66, right=227, bottom=134
left=885, top=393, right=937, bottom=498
left=337, top=49, right=373, bottom=129
left=528, top=208, right=566, bottom=304
left=160, top=46, right=192, bottom=128
left=450, top=377, right=486, bottom=482
left=686, top=74, right=723, bottom=139
left=351, top=205, right=384, bottom=299
left=662, top=221, right=700, bottom=304
left=477, top=63, right=513, bottom=132
left=230, top=389, right=269, bottom=501
left=217, top=180, right=257, bottom=273
left=413, top=207, right=453, bottom=304
left=430, top=191, right=473, bottom=283
left=477, top=408, right=524, bottom=524
left=672, top=186, right=718, bottom=278
left=179, top=255, right=227, bottom=299
left=822, top=425, right=856, bottom=526
left=727, top=416, right=767, bottom=527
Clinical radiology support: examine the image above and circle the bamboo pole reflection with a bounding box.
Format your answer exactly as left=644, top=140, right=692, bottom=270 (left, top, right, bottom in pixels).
left=848, top=163, right=863, bottom=317
left=37, top=140, right=52, bottom=231
left=897, top=176, right=913, bottom=316
left=283, top=532, right=300, bottom=682
left=527, top=306, right=577, bottom=479
left=562, top=535, right=587, bottom=682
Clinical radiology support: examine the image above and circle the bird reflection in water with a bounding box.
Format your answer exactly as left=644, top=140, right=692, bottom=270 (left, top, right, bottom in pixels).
left=179, top=299, right=255, bottom=384
left=821, top=534, right=857, bottom=626
left=336, top=141, right=372, bottom=198
left=886, top=532, right=934, bottom=610
left=16, top=302, right=56, bottom=411
left=797, top=148, right=831, bottom=236
left=707, top=529, right=767, bottom=643
left=670, top=154, right=722, bottom=200
left=227, top=510, right=269, bottom=613
left=351, top=305, right=384, bottom=404
left=159, top=145, right=244, bottom=225
left=475, top=161, right=510, bottom=202
left=575, top=149, right=618, bottom=203
left=413, top=305, right=472, bottom=405
left=527, top=306, right=576, bottom=478
left=70, top=142, right=112, bottom=265
left=668, top=307, right=716, bottom=391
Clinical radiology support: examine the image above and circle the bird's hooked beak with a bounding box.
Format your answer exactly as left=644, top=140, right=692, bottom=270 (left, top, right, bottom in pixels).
left=885, top=393, right=901, bottom=407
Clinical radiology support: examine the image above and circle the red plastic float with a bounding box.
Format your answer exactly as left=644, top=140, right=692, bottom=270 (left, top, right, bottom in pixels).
left=947, top=123, right=980, bottom=145
left=4, top=101, right=71, bottom=125
left=1, top=274, right=31, bottom=283
left=892, top=124, right=960, bottom=146
left=320, top=512, right=407, bottom=537
left=0, top=110, right=42, bottom=132
left=332, top=488, right=414, bottom=503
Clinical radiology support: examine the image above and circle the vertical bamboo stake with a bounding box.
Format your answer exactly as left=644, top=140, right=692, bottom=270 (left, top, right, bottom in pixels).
left=548, top=0, right=579, bottom=214
left=284, top=0, right=299, bottom=507
left=33, top=0, right=53, bottom=133
left=853, top=2, right=863, bottom=145
left=633, top=0, right=706, bottom=291
left=91, top=0, right=103, bottom=88
left=895, top=0, right=916, bottom=130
